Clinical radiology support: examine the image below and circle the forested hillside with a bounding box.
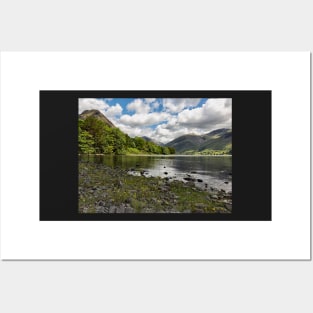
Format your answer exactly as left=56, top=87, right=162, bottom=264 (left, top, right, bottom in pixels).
left=78, top=111, right=175, bottom=155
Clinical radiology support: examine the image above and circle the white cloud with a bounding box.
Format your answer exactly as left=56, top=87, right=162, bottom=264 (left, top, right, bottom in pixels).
left=127, top=99, right=150, bottom=114
left=144, top=98, right=156, bottom=104
left=151, top=101, right=160, bottom=110
left=149, top=98, right=232, bottom=143
left=152, top=123, right=191, bottom=143
left=114, top=121, right=155, bottom=139
left=120, top=112, right=170, bottom=127
left=177, top=98, right=232, bottom=129
left=105, top=103, right=123, bottom=117
left=78, top=98, right=109, bottom=114
left=163, top=98, right=202, bottom=113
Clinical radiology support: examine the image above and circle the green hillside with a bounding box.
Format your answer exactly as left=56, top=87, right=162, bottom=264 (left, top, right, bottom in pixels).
left=78, top=110, right=175, bottom=155
left=166, top=128, right=232, bottom=155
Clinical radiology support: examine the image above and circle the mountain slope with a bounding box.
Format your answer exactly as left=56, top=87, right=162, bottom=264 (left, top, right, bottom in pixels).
left=141, top=136, right=164, bottom=147
left=166, top=134, right=207, bottom=152
left=199, top=128, right=232, bottom=151
left=78, top=110, right=174, bottom=155
left=79, top=109, right=116, bottom=128
left=166, top=128, right=232, bottom=154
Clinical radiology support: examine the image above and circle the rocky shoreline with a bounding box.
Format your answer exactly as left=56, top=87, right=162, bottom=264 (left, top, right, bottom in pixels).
left=79, top=161, right=232, bottom=214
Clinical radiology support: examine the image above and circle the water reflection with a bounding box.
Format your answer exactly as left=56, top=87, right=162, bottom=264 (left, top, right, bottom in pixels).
left=79, top=154, right=232, bottom=192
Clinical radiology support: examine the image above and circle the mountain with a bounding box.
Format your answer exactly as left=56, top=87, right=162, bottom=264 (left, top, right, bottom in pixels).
left=141, top=136, right=164, bottom=146
left=79, top=109, right=116, bottom=128
left=199, top=128, right=232, bottom=151
left=78, top=109, right=174, bottom=155
left=166, top=134, right=207, bottom=152
left=166, top=128, right=232, bottom=154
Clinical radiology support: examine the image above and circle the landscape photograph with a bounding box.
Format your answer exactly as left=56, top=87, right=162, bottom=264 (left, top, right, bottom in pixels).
left=78, top=97, right=232, bottom=214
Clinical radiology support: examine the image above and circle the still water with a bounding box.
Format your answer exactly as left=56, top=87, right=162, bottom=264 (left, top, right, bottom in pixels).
left=80, top=155, right=232, bottom=192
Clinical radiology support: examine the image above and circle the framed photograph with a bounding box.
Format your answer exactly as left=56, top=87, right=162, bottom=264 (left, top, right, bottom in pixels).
left=1, top=52, right=310, bottom=260
left=40, top=90, right=271, bottom=221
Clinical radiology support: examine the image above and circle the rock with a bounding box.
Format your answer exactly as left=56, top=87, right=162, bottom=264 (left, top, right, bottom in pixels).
left=158, top=186, right=168, bottom=192
left=96, top=206, right=109, bottom=213
left=224, top=181, right=229, bottom=184
left=225, top=203, right=232, bottom=211
left=191, top=171, right=197, bottom=174
left=116, top=206, right=126, bottom=213
left=195, top=203, right=206, bottom=209
left=109, top=206, right=117, bottom=213
left=197, top=179, right=203, bottom=182
left=183, top=177, right=195, bottom=181
left=164, top=172, right=168, bottom=175
left=125, top=207, right=135, bottom=213
left=216, top=207, right=231, bottom=214
left=81, top=207, right=89, bottom=213
left=193, top=208, right=205, bottom=213
left=143, top=208, right=155, bottom=213
left=211, top=195, right=218, bottom=200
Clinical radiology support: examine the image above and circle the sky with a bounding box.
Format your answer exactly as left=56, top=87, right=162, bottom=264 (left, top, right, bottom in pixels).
left=78, top=98, right=232, bottom=144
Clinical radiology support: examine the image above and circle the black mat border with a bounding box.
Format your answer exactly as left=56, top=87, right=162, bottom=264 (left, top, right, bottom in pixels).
left=40, top=90, right=271, bottom=221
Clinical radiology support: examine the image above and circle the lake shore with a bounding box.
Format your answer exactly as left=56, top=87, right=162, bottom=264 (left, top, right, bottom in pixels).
left=79, top=161, right=232, bottom=214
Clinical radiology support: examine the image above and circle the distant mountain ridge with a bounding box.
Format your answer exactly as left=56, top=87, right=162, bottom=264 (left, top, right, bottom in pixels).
left=79, top=109, right=116, bottom=128
left=141, top=136, right=164, bottom=147
left=166, top=128, right=232, bottom=154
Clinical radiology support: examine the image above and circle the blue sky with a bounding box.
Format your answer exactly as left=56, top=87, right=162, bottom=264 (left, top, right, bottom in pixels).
left=79, top=98, right=232, bottom=143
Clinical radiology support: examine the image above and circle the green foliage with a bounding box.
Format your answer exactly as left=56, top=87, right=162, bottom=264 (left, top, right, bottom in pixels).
left=78, top=117, right=175, bottom=155
left=78, top=120, right=96, bottom=154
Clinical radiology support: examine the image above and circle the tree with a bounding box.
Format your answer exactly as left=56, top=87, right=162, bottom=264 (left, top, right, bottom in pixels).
left=78, top=117, right=168, bottom=155
left=161, top=146, right=170, bottom=155
left=168, top=146, right=176, bottom=154
left=78, top=120, right=95, bottom=153
left=112, top=128, right=126, bottom=154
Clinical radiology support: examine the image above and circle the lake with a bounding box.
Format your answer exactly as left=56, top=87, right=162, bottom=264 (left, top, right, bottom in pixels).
left=80, top=154, right=232, bottom=192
